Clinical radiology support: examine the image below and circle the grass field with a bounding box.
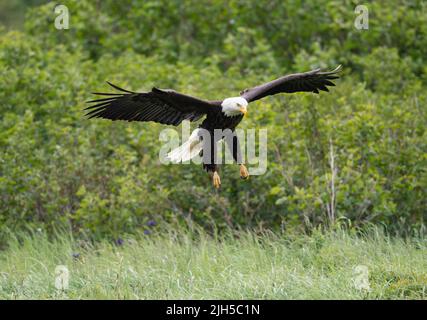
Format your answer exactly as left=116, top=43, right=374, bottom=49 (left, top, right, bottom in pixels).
left=0, top=228, right=426, bottom=299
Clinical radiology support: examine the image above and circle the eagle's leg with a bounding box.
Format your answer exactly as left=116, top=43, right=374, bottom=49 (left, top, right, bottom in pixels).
left=240, top=164, right=249, bottom=179
left=225, top=130, right=249, bottom=180
left=212, top=171, right=221, bottom=189
left=202, top=133, right=221, bottom=189
left=203, top=164, right=221, bottom=189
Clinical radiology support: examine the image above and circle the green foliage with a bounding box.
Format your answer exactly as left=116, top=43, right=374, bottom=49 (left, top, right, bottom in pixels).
left=0, top=0, right=426, bottom=241
left=0, top=0, right=45, bottom=30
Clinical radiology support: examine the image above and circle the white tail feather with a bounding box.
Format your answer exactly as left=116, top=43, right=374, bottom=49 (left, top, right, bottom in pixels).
left=167, top=129, right=203, bottom=163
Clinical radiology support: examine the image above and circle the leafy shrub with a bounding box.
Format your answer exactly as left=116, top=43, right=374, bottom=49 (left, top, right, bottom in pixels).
left=0, top=1, right=426, bottom=243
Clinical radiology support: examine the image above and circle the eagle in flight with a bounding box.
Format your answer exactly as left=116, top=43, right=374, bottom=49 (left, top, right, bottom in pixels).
left=85, top=66, right=341, bottom=189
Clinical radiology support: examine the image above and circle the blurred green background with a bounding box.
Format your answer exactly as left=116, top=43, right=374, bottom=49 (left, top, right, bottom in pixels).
left=0, top=0, right=46, bottom=29
left=0, top=0, right=426, bottom=244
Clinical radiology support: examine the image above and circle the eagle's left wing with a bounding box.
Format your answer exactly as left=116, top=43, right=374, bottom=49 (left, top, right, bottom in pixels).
left=240, top=65, right=342, bottom=103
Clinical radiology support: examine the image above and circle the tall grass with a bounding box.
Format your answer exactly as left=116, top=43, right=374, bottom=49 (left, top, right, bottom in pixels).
left=0, top=227, right=426, bottom=299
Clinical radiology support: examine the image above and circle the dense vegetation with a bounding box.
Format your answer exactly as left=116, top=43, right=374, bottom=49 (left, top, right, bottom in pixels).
left=1, top=1, right=426, bottom=244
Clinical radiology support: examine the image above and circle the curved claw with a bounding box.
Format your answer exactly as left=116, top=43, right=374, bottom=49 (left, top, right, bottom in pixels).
left=213, top=171, right=221, bottom=189
left=240, top=164, right=249, bottom=180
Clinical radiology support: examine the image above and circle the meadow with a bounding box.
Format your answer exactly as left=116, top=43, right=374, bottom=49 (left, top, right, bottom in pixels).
left=1, top=227, right=426, bottom=299
left=0, top=1, right=426, bottom=300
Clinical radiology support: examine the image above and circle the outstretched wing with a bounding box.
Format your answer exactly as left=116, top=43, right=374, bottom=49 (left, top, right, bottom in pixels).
left=240, top=65, right=342, bottom=103
left=85, top=82, right=220, bottom=126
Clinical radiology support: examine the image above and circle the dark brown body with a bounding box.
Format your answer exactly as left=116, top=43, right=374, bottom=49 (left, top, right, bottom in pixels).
left=199, top=110, right=244, bottom=173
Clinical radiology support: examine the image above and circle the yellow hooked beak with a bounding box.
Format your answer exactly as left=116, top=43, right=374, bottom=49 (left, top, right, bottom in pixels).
left=239, top=106, right=247, bottom=116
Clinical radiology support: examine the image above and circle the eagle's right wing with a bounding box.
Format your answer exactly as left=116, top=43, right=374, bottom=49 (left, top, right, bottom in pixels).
left=85, top=82, right=221, bottom=126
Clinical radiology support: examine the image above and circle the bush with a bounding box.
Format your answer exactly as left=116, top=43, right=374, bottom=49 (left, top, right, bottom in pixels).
left=0, top=1, right=426, bottom=243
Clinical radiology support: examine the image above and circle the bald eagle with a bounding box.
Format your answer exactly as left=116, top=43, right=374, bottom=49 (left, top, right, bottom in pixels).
left=85, top=66, right=341, bottom=188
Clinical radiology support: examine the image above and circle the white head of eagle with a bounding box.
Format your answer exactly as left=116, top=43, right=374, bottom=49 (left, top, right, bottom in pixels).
left=221, top=97, right=248, bottom=117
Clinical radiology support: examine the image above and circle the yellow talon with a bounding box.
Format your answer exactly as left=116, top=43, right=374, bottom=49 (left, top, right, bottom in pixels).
left=240, top=164, right=249, bottom=179
left=213, top=171, right=221, bottom=189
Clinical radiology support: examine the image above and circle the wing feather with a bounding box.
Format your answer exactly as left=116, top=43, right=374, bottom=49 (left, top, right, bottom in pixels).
left=241, top=65, right=342, bottom=102
left=85, top=83, right=220, bottom=126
